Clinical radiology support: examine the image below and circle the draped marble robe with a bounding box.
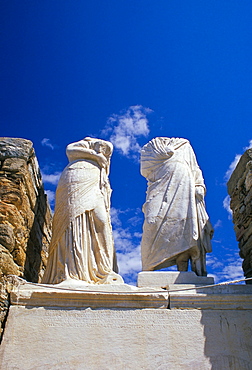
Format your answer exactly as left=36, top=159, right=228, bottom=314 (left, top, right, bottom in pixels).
left=42, top=138, right=123, bottom=285
left=140, top=137, right=213, bottom=276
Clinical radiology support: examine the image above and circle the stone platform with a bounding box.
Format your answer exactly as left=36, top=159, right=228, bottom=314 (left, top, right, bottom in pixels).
left=1, top=272, right=252, bottom=369
left=139, top=271, right=252, bottom=310
left=8, top=281, right=168, bottom=309
left=138, top=271, right=215, bottom=288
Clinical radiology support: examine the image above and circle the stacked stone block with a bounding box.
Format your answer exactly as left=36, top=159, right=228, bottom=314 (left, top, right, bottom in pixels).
left=0, top=137, right=52, bottom=338
left=227, top=148, right=252, bottom=283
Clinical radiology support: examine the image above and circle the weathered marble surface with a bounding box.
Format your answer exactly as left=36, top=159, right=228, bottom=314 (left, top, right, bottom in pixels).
left=42, top=137, right=123, bottom=285
left=0, top=137, right=52, bottom=338
left=138, top=271, right=214, bottom=289
left=138, top=271, right=252, bottom=309
left=228, top=148, right=252, bottom=283
left=1, top=271, right=252, bottom=368
left=1, top=304, right=252, bottom=369
left=140, top=137, right=213, bottom=276
left=9, top=282, right=168, bottom=309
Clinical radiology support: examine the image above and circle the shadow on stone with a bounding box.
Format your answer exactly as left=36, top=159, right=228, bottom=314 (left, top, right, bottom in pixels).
left=201, top=299, right=252, bottom=369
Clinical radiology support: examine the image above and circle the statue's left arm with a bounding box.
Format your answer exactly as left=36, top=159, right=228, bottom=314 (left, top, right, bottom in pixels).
left=187, top=142, right=213, bottom=251
left=186, top=143, right=206, bottom=199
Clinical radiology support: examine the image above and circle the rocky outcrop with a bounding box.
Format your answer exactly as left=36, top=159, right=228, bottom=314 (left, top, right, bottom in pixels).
left=0, top=137, right=52, bottom=338
left=227, top=149, right=252, bottom=284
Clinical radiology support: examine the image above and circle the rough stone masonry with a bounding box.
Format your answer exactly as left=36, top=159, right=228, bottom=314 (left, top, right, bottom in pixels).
left=228, top=148, right=252, bottom=283
left=0, top=137, right=52, bottom=338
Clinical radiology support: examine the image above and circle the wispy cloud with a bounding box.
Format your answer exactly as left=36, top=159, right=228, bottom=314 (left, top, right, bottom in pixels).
left=45, top=189, right=55, bottom=208
left=225, top=139, right=252, bottom=180
left=207, top=249, right=244, bottom=283
left=110, top=207, right=123, bottom=227
left=102, top=105, right=152, bottom=158
left=41, top=171, right=61, bottom=185
left=225, top=154, right=242, bottom=181
left=224, top=139, right=252, bottom=218
left=213, top=219, right=222, bottom=229
left=117, top=245, right=141, bottom=285
left=114, top=228, right=142, bottom=284
left=223, top=195, right=232, bottom=219
left=41, top=138, right=55, bottom=150
left=206, top=255, right=224, bottom=270
left=111, top=207, right=142, bottom=284
left=220, top=259, right=244, bottom=282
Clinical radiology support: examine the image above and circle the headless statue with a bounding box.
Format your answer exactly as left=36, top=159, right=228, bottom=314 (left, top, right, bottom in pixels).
left=42, top=137, right=123, bottom=285
left=140, top=137, right=213, bottom=276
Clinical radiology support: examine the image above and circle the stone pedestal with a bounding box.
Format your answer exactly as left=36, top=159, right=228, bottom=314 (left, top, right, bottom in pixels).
left=8, top=282, right=168, bottom=309
left=138, top=271, right=214, bottom=289
left=1, top=273, right=252, bottom=369
left=227, top=148, right=252, bottom=282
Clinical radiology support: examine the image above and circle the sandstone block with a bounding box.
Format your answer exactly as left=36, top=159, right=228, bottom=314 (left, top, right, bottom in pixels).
left=0, top=223, right=15, bottom=252
left=0, top=137, right=52, bottom=338
left=228, top=149, right=252, bottom=195
left=0, top=245, right=20, bottom=276
left=228, top=148, right=252, bottom=283
left=0, top=138, right=34, bottom=161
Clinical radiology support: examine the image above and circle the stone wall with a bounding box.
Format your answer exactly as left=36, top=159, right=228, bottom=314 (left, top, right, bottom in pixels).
left=1, top=278, right=252, bottom=369
left=0, top=137, right=52, bottom=338
left=227, top=148, right=252, bottom=283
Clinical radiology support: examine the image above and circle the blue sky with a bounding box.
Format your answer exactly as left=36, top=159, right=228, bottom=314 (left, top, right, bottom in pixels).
left=1, top=1, right=252, bottom=284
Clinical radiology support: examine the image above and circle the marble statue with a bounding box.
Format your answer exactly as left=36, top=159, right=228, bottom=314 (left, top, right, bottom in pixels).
left=42, top=137, right=123, bottom=285
left=140, top=137, right=213, bottom=276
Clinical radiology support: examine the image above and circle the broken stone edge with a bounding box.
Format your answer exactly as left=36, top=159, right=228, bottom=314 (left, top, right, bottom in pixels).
left=10, top=285, right=169, bottom=309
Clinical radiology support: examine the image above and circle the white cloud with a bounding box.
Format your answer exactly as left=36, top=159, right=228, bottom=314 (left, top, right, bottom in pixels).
left=110, top=207, right=123, bottom=227
left=111, top=207, right=143, bottom=230
left=114, top=226, right=142, bottom=284
left=117, top=245, right=141, bottom=277
left=113, top=228, right=136, bottom=253
left=102, top=105, right=152, bottom=158
left=133, top=232, right=142, bottom=238
left=128, top=215, right=142, bottom=227
left=206, top=255, right=224, bottom=270
left=213, top=219, right=222, bottom=229
left=41, top=138, right=55, bottom=150
left=111, top=207, right=142, bottom=284
left=245, top=139, right=252, bottom=151
left=223, top=195, right=232, bottom=219
left=225, top=139, right=252, bottom=180
left=45, top=189, right=55, bottom=207
left=225, top=154, right=242, bottom=181
left=220, top=259, right=244, bottom=282
left=41, top=171, right=61, bottom=185
left=206, top=249, right=244, bottom=283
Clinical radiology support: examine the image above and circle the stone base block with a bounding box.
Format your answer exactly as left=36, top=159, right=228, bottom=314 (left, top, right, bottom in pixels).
left=1, top=305, right=252, bottom=369
left=169, top=290, right=252, bottom=310
left=138, top=271, right=214, bottom=288
left=9, top=282, right=168, bottom=309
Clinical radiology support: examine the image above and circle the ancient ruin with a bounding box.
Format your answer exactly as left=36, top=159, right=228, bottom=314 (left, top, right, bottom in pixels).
left=228, top=148, right=252, bottom=283
left=0, top=137, right=52, bottom=337
left=0, top=138, right=252, bottom=369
